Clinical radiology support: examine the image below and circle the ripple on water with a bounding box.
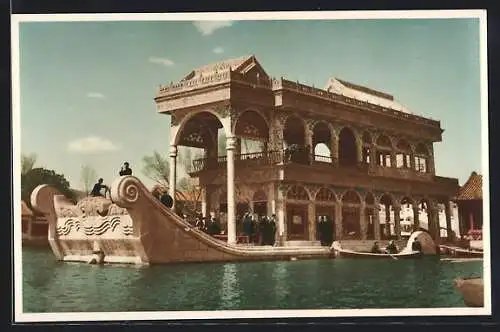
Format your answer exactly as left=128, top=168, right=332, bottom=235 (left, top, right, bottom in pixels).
left=22, top=248, right=484, bottom=312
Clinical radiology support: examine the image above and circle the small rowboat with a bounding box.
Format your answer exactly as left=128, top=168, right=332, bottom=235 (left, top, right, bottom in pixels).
left=454, top=277, right=484, bottom=307
left=440, top=245, right=483, bottom=258
left=331, top=242, right=422, bottom=260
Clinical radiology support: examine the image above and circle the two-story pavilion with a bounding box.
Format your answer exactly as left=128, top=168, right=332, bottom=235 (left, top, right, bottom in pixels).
left=154, top=55, right=459, bottom=245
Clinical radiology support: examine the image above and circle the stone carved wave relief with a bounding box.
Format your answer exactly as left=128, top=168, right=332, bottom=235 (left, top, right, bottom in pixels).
left=56, top=216, right=133, bottom=236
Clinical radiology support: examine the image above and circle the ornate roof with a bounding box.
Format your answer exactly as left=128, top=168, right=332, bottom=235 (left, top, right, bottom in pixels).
left=324, top=77, right=414, bottom=114
left=182, top=55, right=255, bottom=81
left=456, top=171, right=483, bottom=200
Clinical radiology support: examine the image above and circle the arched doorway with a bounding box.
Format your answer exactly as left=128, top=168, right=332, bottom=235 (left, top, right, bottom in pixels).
left=400, top=196, right=415, bottom=238
left=341, top=190, right=361, bottom=239
left=376, top=134, right=393, bottom=167
left=283, top=115, right=308, bottom=164
left=286, top=185, right=310, bottom=240
left=234, top=110, right=269, bottom=162
left=379, top=193, right=394, bottom=239
left=338, top=127, right=358, bottom=167
left=176, top=111, right=222, bottom=172
left=312, top=122, right=332, bottom=164
left=315, top=187, right=337, bottom=244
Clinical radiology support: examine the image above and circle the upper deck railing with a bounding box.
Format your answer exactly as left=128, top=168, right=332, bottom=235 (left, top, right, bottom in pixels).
left=188, top=148, right=444, bottom=184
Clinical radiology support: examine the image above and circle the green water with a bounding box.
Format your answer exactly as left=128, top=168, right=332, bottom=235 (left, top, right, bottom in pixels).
left=22, top=247, right=483, bottom=312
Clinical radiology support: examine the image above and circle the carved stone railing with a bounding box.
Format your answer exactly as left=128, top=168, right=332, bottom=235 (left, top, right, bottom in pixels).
left=157, top=69, right=232, bottom=96
left=272, top=78, right=440, bottom=127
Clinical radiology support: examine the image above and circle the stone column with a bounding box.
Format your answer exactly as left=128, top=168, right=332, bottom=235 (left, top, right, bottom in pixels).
left=393, top=204, right=402, bottom=240
left=427, top=143, right=436, bottom=174
left=355, top=135, right=363, bottom=166
left=226, top=136, right=237, bottom=245
left=385, top=204, right=391, bottom=237
left=444, top=200, right=453, bottom=241
left=335, top=202, right=343, bottom=240
left=412, top=203, right=420, bottom=230
left=169, top=145, right=177, bottom=210
left=373, top=203, right=381, bottom=240
left=305, top=122, right=314, bottom=158
left=201, top=187, right=208, bottom=218
left=369, top=144, right=377, bottom=170
left=360, top=202, right=367, bottom=240
left=428, top=203, right=440, bottom=243
left=235, top=138, right=242, bottom=159
left=331, top=134, right=339, bottom=167
left=277, top=186, right=286, bottom=244
left=308, top=203, right=316, bottom=241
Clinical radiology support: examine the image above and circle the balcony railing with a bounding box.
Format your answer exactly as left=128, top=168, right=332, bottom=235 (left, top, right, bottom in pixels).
left=188, top=149, right=434, bottom=182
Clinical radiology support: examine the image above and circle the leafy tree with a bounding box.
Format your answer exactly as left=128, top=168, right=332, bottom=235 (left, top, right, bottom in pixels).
left=21, top=167, right=75, bottom=207
left=80, top=164, right=97, bottom=195
left=21, top=153, right=37, bottom=175
left=142, top=151, right=170, bottom=186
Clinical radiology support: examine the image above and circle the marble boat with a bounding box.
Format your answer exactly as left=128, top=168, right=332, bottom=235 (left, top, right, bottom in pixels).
left=454, top=277, right=484, bottom=307
left=31, top=176, right=333, bottom=265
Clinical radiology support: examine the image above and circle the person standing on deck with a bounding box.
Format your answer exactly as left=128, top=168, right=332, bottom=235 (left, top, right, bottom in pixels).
left=119, top=162, right=132, bottom=176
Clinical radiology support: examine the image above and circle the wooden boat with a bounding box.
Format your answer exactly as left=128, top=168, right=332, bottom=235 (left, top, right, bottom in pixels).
left=454, top=277, right=484, bottom=307
left=31, top=176, right=334, bottom=265
left=331, top=242, right=422, bottom=260
left=440, top=245, right=483, bottom=258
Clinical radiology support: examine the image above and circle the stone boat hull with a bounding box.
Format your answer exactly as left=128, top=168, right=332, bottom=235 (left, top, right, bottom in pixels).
left=31, top=176, right=333, bottom=265
left=454, top=277, right=484, bottom=307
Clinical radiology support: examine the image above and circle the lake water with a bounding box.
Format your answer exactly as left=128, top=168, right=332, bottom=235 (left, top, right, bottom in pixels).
left=22, top=247, right=483, bottom=312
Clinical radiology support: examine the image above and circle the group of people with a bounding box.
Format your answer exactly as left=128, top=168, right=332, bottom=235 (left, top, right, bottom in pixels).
left=90, top=162, right=133, bottom=197
left=193, top=215, right=222, bottom=236
left=370, top=238, right=423, bottom=254
left=241, top=212, right=277, bottom=245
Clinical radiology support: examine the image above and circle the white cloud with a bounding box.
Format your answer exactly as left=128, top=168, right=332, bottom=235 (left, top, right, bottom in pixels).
left=193, top=21, right=234, bottom=36
left=87, top=92, right=105, bottom=99
left=212, top=46, right=224, bottom=54
left=148, top=57, right=175, bottom=67
left=68, top=136, right=121, bottom=154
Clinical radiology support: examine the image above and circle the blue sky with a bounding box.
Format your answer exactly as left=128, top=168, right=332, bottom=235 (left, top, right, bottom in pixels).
left=17, top=17, right=483, bottom=191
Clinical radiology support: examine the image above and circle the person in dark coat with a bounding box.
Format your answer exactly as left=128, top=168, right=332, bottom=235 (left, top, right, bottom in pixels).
left=242, top=212, right=253, bottom=241
left=90, top=178, right=107, bottom=197
left=207, top=216, right=221, bottom=236
left=119, top=162, right=133, bottom=176
left=160, top=192, right=174, bottom=209
left=269, top=214, right=277, bottom=246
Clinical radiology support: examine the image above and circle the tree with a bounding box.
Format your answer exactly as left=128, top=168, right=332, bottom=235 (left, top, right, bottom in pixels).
left=142, top=151, right=170, bottom=186
left=21, top=167, right=75, bottom=207
left=21, top=153, right=37, bottom=175
left=80, top=165, right=97, bottom=195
